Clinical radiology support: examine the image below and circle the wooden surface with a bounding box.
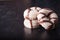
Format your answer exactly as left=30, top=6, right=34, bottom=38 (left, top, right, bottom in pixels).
left=0, top=0, right=60, bottom=40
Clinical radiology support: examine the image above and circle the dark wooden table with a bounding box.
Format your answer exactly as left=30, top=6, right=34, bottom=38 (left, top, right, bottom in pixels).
left=0, top=0, right=60, bottom=40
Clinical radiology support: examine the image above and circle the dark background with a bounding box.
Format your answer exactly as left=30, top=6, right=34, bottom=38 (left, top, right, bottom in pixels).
left=0, top=0, right=60, bottom=40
